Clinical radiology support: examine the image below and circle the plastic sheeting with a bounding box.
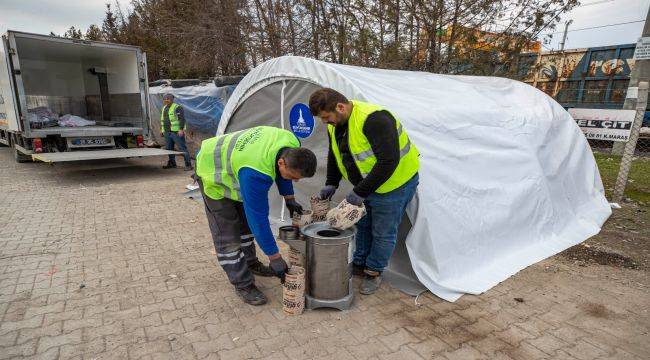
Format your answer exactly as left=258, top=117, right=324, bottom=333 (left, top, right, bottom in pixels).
left=150, top=83, right=235, bottom=134
left=58, top=114, right=96, bottom=127
left=149, top=83, right=236, bottom=155
left=27, top=107, right=59, bottom=128
left=217, top=56, right=611, bottom=302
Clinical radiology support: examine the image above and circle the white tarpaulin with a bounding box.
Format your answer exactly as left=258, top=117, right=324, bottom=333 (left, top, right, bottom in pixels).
left=218, top=56, right=611, bottom=301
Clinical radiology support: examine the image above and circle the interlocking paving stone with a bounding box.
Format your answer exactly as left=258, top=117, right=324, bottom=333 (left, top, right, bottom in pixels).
left=0, top=150, right=648, bottom=360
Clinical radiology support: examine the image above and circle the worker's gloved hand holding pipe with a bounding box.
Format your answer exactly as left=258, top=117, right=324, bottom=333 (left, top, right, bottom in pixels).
left=345, top=191, right=365, bottom=206
left=268, top=254, right=289, bottom=283
left=285, top=198, right=304, bottom=217
left=319, top=185, right=337, bottom=200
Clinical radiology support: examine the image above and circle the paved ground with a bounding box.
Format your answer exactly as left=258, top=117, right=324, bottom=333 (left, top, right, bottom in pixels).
left=0, top=148, right=648, bottom=360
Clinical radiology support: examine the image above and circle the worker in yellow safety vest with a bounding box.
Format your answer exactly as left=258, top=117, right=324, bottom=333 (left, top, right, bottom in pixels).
left=309, top=88, right=419, bottom=295
left=161, top=93, right=192, bottom=170
left=195, top=126, right=317, bottom=305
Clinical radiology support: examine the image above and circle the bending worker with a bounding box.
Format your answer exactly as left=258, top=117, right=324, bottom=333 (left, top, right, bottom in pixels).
left=309, top=88, right=419, bottom=295
left=160, top=93, right=192, bottom=170
left=195, top=126, right=317, bottom=305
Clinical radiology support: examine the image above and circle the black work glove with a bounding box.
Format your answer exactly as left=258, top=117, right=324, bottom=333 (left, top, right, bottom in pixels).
left=269, top=257, right=289, bottom=283
left=285, top=199, right=304, bottom=217
left=346, top=191, right=365, bottom=206
left=319, top=185, right=337, bottom=200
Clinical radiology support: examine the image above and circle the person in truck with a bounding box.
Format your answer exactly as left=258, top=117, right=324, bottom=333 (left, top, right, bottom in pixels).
left=160, top=93, right=192, bottom=170
left=309, top=88, right=420, bottom=295
left=195, top=126, right=317, bottom=305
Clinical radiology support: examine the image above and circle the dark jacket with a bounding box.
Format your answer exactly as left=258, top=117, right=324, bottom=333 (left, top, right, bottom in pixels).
left=326, top=110, right=400, bottom=198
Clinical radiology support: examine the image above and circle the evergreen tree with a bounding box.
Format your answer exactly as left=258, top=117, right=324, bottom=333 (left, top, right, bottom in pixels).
left=85, top=25, right=104, bottom=41
left=63, top=26, right=83, bottom=39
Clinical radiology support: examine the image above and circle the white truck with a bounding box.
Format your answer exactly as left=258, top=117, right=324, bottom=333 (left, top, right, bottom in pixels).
left=0, top=30, right=178, bottom=163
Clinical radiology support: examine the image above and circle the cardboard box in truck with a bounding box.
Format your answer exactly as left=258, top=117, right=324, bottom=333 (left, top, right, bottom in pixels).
left=0, top=30, right=179, bottom=163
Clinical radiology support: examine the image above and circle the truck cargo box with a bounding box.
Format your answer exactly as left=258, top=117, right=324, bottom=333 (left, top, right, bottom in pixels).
left=0, top=31, right=179, bottom=163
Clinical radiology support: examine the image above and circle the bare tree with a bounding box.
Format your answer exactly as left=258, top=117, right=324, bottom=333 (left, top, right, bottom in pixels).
left=65, top=0, right=575, bottom=80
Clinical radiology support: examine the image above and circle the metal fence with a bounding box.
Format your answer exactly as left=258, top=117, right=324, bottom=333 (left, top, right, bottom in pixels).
left=611, top=82, right=649, bottom=203
left=588, top=131, right=650, bottom=157
left=582, top=82, right=649, bottom=203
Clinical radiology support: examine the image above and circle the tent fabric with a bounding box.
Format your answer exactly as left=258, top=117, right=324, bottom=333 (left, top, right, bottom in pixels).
left=218, top=56, right=611, bottom=301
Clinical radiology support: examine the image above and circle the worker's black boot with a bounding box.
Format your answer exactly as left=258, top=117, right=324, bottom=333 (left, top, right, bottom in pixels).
left=360, top=271, right=382, bottom=295
left=163, top=162, right=177, bottom=169
left=236, top=284, right=268, bottom=305
left=248, top=260, right=275, bottom=277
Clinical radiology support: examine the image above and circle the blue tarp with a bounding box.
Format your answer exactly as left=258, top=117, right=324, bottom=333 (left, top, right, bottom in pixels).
left=149, top=83, right=236, bottom=135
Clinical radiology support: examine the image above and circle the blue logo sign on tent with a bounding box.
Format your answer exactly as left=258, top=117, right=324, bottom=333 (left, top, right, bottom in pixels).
left=289, top=103, right=315, bottom=138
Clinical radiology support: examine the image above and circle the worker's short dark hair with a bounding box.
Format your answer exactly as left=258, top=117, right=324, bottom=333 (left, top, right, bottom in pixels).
left=309, top=88, right=348, bottom=116
left=163, top=93, right=174, bottom=101
left=282, top=148, right=317, bottom=177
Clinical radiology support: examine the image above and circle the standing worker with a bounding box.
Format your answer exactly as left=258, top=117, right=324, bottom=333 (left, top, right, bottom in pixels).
left=309, top=88, right=419, bottom=295
left=160, top=93, right=192, bottom=170
left=195, top=126, right=317, bottom=305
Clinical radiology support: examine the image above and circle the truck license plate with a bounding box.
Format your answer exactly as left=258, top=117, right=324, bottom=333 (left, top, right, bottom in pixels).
left=70, top=137, right=112, bottom=146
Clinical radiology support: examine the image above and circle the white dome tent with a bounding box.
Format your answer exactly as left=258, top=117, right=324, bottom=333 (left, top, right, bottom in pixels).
left=217, top=56, right=611, bottom=301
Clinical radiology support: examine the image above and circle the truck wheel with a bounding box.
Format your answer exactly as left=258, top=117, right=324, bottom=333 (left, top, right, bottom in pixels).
left=14, top=146, right=32, bottom=163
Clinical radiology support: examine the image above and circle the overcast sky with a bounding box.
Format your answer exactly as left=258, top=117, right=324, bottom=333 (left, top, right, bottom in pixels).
left=0, top=0, right=131, bottom=36
left=543, top=0, right=649, bottom=50
left=0, top=0, right=648, bottom=51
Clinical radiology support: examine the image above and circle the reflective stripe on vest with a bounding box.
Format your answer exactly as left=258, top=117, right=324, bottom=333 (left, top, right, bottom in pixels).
left=327, top=100, right=419, bottom=193
left=213, top=130, right=245, bottom=199
left=160, top=103, right=182, bottom=131
left=196, top=126, right=301, bottom=201
left=353, top=124, right=411, bottom=168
